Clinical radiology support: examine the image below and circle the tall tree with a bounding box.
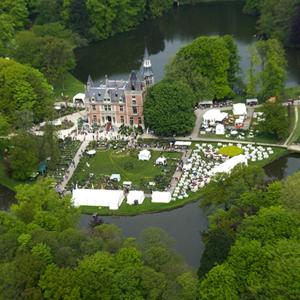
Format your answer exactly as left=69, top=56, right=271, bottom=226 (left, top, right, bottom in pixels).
left=144, top=80, right=196, bottom=136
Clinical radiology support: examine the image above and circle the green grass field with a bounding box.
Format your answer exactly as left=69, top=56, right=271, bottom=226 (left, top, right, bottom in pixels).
left=70, top=149, right=182, bottom=189
left=53, top=72, right=85, bottom=99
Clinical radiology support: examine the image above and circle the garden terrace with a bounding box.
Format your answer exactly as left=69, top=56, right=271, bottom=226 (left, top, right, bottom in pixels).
left=68, top=149, right=182, bottom=191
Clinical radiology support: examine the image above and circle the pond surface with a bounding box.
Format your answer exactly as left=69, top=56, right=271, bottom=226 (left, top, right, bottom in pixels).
left=74, top=1, right=300, bottom=87
left=2, top=153, right=300, bottom=267
left=79, top=201, right=207, bottom=268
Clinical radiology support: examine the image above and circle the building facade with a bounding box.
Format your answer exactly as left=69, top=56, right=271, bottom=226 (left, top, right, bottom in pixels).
left=84, top=51, right=154, bottom=128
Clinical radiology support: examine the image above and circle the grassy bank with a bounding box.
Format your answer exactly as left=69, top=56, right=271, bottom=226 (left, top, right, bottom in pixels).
left=289, top=107, right=300, bottom=143
left=53, top=73, right=85, bottom=99
left=80, top=191, right=202, bottom=216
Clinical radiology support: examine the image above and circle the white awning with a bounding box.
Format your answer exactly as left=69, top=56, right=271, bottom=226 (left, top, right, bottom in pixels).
left=138, top=149, right=151, bottom=161
left=203, top=109, right=228, bottom=122
left=73, top=93, right=85, bottom=103
left=233, top=103, right=247, bottom=116
left=209, top=155, right=248, bottom=176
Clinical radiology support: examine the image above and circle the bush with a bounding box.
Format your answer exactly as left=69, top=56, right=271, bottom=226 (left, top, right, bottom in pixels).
left=219, top=146, right=243, bottom=157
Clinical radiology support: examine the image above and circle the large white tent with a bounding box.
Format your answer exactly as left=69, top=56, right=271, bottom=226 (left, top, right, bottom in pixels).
left=203, top=109, right=228, bottom=122
left=72, top=189, right=124, bottom=210
left=151, top=191, right=172, bottom=203
left=127, top=191, right=145, bottom=205
left=138, top=149, right=151, bottom=161
left=209, top=154, right=248, bottom=176
left=233, top=103, right=247, bottom=116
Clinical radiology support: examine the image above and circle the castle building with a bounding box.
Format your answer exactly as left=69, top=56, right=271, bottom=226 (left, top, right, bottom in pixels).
left=84, top=50, right=154, bottom=128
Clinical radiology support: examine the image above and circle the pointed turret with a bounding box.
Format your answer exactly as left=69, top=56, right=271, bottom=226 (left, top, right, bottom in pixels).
left=87, top=75, right=94, bottom=89
left=141, top=48, right=154, bottom=86
left=129, top=70, right=137, bottom=90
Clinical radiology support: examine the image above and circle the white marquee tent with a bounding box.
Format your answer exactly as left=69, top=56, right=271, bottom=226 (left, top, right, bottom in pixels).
left=156, top=157, right=167, bottom=165
left=151, top=191, right=172, bottom=203
left=216, top=124, right=225, bottom=135
left=138, top=149, right=151, bottom=161
left=73, top=93, right=85, bottom=103
left=127, top=191, right=145, bottom=205
left=72, top=189, right=124, bottom=210
left=203, top=109, right=228, bottom=122
left=209, top=155, right=248, bottom=176
left=233, top=103, right=247, bottom=116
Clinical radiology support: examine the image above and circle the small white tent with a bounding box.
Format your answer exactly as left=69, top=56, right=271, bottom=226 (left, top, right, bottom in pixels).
left=156, top=157, right=166, bottom=165
left=138, top=149, right=151, bottom=161
left=233, top=103, right=247, bottom=116
left=73, top=93, right=85, bottom=104
left=151, top=191, right=172, bottom=203
left=127, top=191, right=145, bottom=205
left=110, top=174, right=121, bottom=182
left=215, top=124, right=225, bottom=135
left=72, top=189, right=124, bottom=210
left=209, top=155, right=248, bottom=176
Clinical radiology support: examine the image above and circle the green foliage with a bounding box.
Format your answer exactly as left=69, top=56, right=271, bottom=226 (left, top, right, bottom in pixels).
left=13, top=23, right=76, bottom=83
left=219, top=146, right=243, bottom=157
left=8, top=132, right=39, bottom=180
left=280, top=170, right=300, bottom=213
left=0, top=58, right=53, bottom=124
left=165, top=35, right=239, bottom=100
left=258, top=101, right=289, bottom=140
left=144, top=80, right=196, bottom=136
left=244, top=0, right=300, bottom=46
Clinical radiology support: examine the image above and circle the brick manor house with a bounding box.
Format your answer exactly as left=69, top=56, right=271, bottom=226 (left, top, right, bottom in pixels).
left=84, top=50, right=154, bottom=128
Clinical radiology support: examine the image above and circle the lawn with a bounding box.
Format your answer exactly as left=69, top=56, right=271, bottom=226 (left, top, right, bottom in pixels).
left=53, top=72, right=85, bottom=99
left=70, top=149, right=182, bottom=190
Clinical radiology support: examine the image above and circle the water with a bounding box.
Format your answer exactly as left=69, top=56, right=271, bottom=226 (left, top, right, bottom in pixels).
left=79, top=201, right=208, bottom=267
left=73, top=1, right=300, bottom=87
left=264, top=153, right=300, bottom=180
left=2, top=153, right=300, bottom=267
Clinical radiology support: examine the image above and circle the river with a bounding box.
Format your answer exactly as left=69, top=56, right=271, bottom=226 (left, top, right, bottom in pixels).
left=1, top=153, right=300, bottom=267
left=73, top=1, right=300, bottom=87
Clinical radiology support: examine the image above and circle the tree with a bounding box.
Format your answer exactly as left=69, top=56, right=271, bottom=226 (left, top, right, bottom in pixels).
left=165, top=36, right=239, bottom=100
left=0, top=58, right=53, bottom=124
left=14, top=26, right=76, bottom=84
left=39, top=124, right=60, bottom=169
left=258, top=101, right=289, bottom=140
left=0, top=113, right=9, bottom=136
left=280, top=170, right=300, bottom=213
left=0, top=14, right=15, bottom=56
left=8, top=132, right=39, bottom=180
left=146, top=0, right=173, bottom=18
left=144, top=80, right=196, bottom=136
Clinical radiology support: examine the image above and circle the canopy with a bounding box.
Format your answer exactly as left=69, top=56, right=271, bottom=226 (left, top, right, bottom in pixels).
left=233, top=103, right=247, bottom=116
left=73, top=93, right=85, bottom=103
left=123, top=181, right=132, bottom=187
left=127, top=190, right=145, bottom=205
left=174, top=141, right=192, bottom=147
left=87, top=149, right=96, bottom=155
left=52, top=119, right=62, bottom=126
left=183, top=163, right=192, bottom=171
left=209, top=155, right=248, bottom=176
left=215, top=124, right=225, bottom=135
left=110, top=174, right=121, bottom=182
left=156, top=157, right=166, bottom=165
left=152, top=191, right=172, bottom=203
left=138, top=149, right=151, bottom=161
left=72, top=189, right=124, bottom=210
left=203, top=109, right=228, bottom=122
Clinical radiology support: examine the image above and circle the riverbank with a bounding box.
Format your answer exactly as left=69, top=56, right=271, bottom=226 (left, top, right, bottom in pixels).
left=79, top=147, right=288, bottom=216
